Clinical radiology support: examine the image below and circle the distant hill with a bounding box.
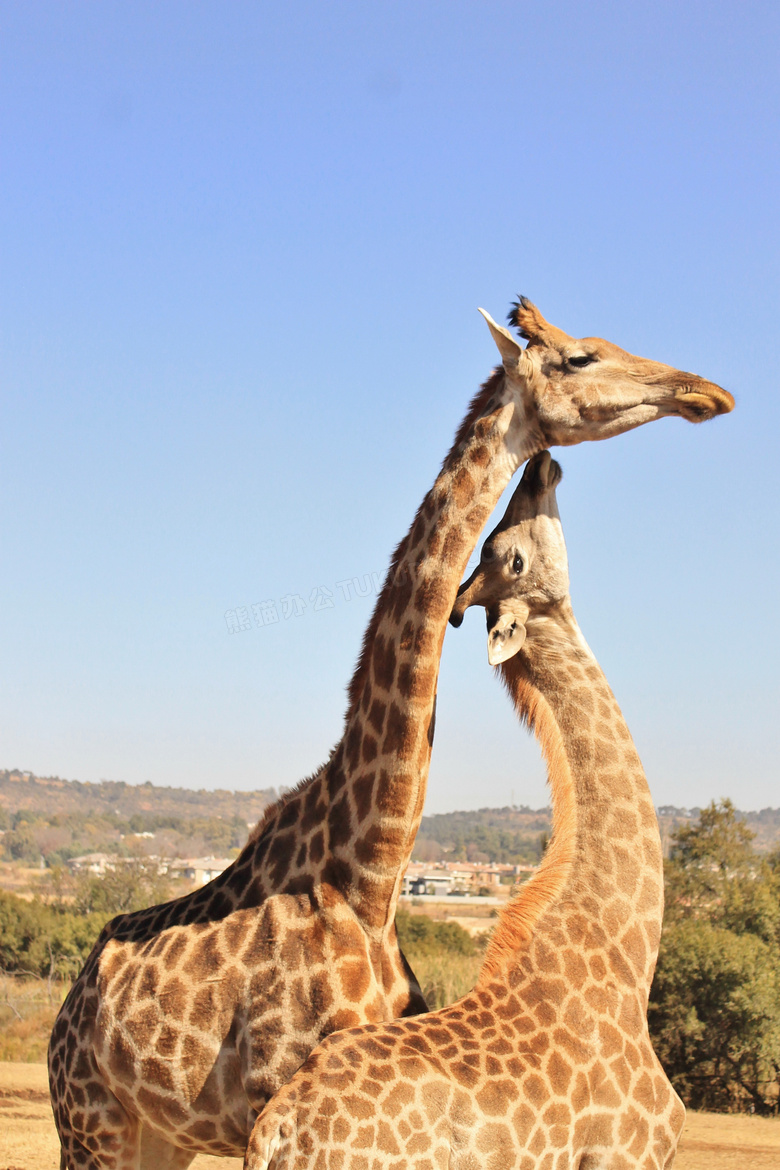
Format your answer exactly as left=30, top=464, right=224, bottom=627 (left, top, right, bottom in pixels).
left=413, top=803, right=780, bottom=863
left=656, top=804, right=780, bottom=854
left=0, top=769, right=280, bottom=866
left=0, top=769, right=277, bottom=823
left=2, top=769, right=778, bottom=865
left=413, top=806, right=553, bottom=865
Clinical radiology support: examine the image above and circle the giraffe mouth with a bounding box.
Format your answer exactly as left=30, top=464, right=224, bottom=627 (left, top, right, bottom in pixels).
left=673, top=383, right=735, bottom=422
left=450, top=564, right=494, bottom=628
left=449, top=580, right=474, bottom=627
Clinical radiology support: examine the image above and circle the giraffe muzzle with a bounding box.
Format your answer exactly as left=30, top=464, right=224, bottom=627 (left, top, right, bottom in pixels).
left=449, top=566, right=488, bottom=627
left=673, top=380, right=734, bottom=422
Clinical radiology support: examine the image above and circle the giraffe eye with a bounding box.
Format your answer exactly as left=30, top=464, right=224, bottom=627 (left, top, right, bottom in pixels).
left=568, top=354, right=596, bottom=368
left=512, top=554, right=524, bottom=574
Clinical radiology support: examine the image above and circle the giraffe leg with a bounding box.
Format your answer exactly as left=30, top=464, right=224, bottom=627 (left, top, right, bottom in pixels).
left=245, top=1104, right=295, bottom=1170
left=54, top=1104, right=140, bottom=1170
left=50, top=1051, right=148, bottom=1170
left=138, top=1126, right=196, bottom=1170
left=57, top=1112, right=197, bottom=1170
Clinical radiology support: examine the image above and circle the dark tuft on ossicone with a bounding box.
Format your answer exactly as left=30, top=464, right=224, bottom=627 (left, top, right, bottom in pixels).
left=507, top=296, right=533, bottom=339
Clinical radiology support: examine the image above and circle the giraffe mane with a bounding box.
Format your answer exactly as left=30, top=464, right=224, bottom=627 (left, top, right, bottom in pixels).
left=448, top=367, right=505, bottom=456
left=478, top=662, right=577, bottom=979
left=344, top=368, right=506, bottom=723
left=246, top=760, right=328, bottom=844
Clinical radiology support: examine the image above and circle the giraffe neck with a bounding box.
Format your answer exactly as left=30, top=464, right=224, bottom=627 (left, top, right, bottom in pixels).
left=482, top=604, right=664, bottom=1001
left=322, top=370, right=542, bottom=934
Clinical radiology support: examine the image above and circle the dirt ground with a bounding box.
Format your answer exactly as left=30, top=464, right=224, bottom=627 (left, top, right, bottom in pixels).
left=2, top=1062, right=778, bottom=1170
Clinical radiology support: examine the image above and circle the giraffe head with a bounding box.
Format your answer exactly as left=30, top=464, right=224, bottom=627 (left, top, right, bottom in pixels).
left=449, top=451, right=569, bottom=664
left=481, top=297, right=734, bottom=448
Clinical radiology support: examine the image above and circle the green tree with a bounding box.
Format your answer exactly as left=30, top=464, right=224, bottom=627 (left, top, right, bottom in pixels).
left=650, top=921, right=780, bottom=1112
left=395, top=910, right=476, bottom=958
left=664, top=799, right=780, bottom=943
left=670, top=798, right=755, bottom=871
left=0, top=891, right=102, bottom=979
left=1, top=819, right=44, bottom=864
left=650, top=801, right=780, bottom=1113
left=73, top=857, right=172, bottom=918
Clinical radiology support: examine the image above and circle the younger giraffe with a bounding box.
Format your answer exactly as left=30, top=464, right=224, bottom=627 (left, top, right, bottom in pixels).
left=245, top=452, right=685, bottom=1170
left=50, top=301, right=728, bottom=1170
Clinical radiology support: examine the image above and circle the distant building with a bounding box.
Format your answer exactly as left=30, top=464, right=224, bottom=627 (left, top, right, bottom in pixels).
left=401, top=866, right=454, bottom=897
left=167, top=857, right=233, bottom=885
left=401, top=859, right=539, bottom=898
left=67, top=853, right=117, bottom=875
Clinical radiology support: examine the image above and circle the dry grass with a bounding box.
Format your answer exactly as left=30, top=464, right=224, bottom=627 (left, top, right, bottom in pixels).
left=0, top=862, right=48, bottom=898
left=0, top=1005, right=61, bottom=1064
left=2, top=1062, right=777, bottom=1170
left=676, top=1110, right=780, bottom=1169
left=0, top=976, right=69, bottom=1064
left=410, top=951, right=483, bottom=1010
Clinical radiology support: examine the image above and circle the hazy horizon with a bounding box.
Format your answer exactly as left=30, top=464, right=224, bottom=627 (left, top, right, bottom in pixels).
left=2, top=764, right=778, bottom=819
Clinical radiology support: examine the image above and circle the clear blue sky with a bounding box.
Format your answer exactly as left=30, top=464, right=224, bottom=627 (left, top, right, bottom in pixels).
left=1, top=1, right=777, bottom=814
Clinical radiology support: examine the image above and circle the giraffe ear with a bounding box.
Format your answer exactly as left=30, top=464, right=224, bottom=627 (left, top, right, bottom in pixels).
left=487, top=609, right=527, bottom=665
left=478, top=308, right=528, bottom=374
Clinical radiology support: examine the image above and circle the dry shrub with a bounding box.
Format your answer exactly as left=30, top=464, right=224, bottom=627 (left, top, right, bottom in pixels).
left=0, top=1005, right=60, bottom=1062
left=0, top=975, right=69, bottom=1063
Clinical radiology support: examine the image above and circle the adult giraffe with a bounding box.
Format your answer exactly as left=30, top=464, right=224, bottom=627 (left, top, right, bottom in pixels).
left=49, top=301, right=731, bottom=1169
left=245, top=451, right=686, bottom=1170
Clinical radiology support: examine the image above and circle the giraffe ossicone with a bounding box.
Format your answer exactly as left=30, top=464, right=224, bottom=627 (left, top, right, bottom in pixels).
left=49, top=301, right=730, bottom=1169
left=245, top=451, right=686, bottom=1170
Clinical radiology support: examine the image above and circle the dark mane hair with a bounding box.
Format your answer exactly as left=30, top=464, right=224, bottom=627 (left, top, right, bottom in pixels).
left=344, top=367, right=505, bottom=722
